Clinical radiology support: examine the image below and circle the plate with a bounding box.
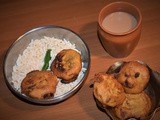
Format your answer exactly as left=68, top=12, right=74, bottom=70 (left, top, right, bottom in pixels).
left=4, top=26, right=90, bottom=104
left=94, top=61, right=160, bottom=120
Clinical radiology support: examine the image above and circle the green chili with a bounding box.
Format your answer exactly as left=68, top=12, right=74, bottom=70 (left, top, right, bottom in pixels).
left=42, top=49, right=52, bottom=71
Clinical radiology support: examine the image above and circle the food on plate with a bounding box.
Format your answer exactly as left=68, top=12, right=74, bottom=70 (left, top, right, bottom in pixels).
left=93, top=73, right=126, bottom=107
left=118, top=61, right=150, bottom=94
left=12, top=36, right=86, bottom=98
left=21, top=70, right=58, bottom=99
left=92, top=61, right=152, bottom=119
left=114, top=92, right=151, bottom=119
left=51, top=49, right=82, bottom=83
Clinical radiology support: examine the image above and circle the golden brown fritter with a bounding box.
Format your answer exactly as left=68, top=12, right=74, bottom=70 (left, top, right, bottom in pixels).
left=114, top=92, right=152, bottom=119
left=21, top=70, right=58, bottom=99
left=118, top=61, right=150, bottom=94
left=51, top=49, right=82, bottom=83
left=93, top=73, right=126, bottom=107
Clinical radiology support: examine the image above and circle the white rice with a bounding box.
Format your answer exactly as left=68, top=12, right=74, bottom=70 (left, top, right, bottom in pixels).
left=11, top=36, right=86, bottom=97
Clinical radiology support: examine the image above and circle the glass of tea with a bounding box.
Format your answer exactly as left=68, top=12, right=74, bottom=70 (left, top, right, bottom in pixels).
left=98, top=2, right=142, bottom=58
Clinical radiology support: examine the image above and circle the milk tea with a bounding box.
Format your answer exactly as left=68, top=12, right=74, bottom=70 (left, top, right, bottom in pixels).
left=102, top=12, right=137, bottom=34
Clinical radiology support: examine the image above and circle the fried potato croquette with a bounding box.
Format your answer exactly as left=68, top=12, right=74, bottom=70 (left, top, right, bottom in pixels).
left=21, top=70, right=58, bottom=99
left=114, top=92, right=151, bottom=119
left=51, top=49, right=82, bottom=83
left=118, top=61, right=150, bottom=94
left=93, top=73, right=126, bottom=107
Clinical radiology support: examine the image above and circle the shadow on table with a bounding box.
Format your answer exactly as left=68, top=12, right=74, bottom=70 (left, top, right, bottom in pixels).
left=78, top=21, right=112, bottom=59
left=77, top=84, right=110, bottom=120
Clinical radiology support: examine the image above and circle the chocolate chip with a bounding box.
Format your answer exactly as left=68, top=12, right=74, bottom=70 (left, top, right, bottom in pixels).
left=135, top=72, right=140, bottom=78
left=43, top=93, right=54, bottom=99
left=89, top=84, right=93, bottom=88
left=124, top=80, right=129, bottom=87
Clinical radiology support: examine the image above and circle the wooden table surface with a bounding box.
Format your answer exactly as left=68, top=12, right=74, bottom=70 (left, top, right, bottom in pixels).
left=1, top=0, right=160, bottom=120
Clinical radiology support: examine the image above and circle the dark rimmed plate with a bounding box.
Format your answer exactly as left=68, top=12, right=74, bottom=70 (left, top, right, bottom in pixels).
left=94, top=61, right=160, bottom=120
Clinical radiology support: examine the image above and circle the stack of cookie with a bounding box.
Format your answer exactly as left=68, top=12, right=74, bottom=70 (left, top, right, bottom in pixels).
left=93, top=61, right=152, bottom=120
